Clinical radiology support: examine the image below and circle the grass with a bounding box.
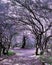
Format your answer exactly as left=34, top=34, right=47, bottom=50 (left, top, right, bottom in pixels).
left=7, top=50, right=15, bottom=56
left=40, top=55, right=52, bottom=65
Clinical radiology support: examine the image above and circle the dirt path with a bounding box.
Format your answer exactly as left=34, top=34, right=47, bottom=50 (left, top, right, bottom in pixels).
left=0, top=48, right=42, bottom=65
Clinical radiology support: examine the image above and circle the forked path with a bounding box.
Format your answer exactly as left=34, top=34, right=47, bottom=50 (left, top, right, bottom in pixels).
left=0, top=48, right=42, bottom=65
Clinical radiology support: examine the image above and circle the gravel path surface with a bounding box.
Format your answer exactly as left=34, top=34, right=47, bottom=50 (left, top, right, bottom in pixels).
left=0, top=48, right=42, bottom=65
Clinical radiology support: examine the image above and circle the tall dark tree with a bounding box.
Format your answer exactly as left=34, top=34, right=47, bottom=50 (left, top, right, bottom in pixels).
left=21, top=35, right=26, bottom=48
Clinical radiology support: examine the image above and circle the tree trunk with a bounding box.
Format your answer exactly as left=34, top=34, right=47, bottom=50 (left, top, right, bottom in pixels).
left=0, top=33, right=2, bottom=56
left=36, top=34, right=44, bottom=55
left=21, top=36, right=26, bottom=48
left=39, top=35, right=44, bottom=55
left=0, top=42, right=2, bottom=56
left=36, top=43, right=39, bottom=55
left=36, top=36, right=39, bottom=55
